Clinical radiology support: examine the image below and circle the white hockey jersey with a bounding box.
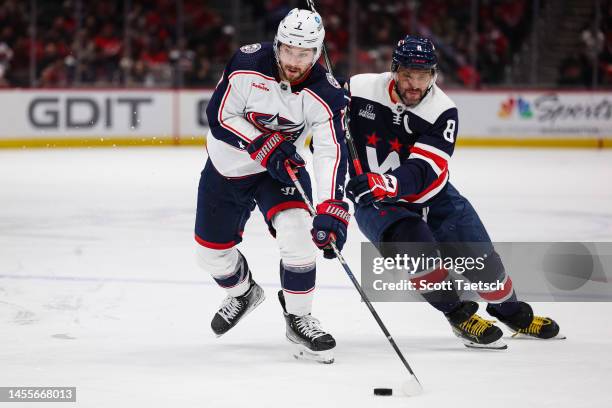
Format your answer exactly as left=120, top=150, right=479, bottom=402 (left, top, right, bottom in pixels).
left=205, top=42, right=348, bottom=203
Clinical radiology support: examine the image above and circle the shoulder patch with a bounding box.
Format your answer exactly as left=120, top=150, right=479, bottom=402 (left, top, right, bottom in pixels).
left=240, top=43, right=261, bottom=54
left=326, top=73, right=341, bottom=89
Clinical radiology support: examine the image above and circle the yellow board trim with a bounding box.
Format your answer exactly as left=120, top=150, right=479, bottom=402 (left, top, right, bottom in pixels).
left=456, top=137, right=612, bottom=149
left=0, top=136, right=611, bottom=149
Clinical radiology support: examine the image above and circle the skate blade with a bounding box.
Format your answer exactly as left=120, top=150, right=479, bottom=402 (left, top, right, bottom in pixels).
left=214, top=292, right=266, bottom=338
left=462, top=339, right=508, bottom=350
left=289, top=341, right=334, bottom=364
left=510, top=332, right=567, bottom=340
left=452, top=328, right=507, bottom=350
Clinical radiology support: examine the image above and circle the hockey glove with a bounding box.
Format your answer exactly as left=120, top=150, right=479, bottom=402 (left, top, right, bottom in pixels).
left=247, top=132, right=305, bottom=185
left=311, top=200, right=350, bottom=259
left=346, top=173, right=399, bottom=206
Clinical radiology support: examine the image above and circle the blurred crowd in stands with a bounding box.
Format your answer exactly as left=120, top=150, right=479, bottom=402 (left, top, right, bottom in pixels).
left=0, top=0, right=235, bottom=87
left=288, top=0, right=534, bottom=87
left=0, top=0, right=609, bottom=88
left=557, top=0, right=612, bottom=87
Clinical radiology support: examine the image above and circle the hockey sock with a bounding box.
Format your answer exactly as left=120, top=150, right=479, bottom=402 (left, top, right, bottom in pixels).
left=486, top=293, right=520, bottom=317
left=210, top=250, right=252, bottom=297
left=280, top=261, right=316, bottom=316
left=462, top=250, right=519, bottom=316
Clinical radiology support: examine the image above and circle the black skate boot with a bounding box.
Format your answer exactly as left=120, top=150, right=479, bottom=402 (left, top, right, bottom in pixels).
left=486, top=301, right=565, bottom=340
left=278, top=290, right=336, bottom=364
left=210, top=278, right=265, bottom=337
left=445, top=301, right=507, bottom=350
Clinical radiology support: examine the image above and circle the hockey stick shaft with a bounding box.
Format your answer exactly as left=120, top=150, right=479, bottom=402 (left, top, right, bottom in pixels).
left=284, top=162, right=421, bottom=382
left=306, top=0, right=363, bottom=175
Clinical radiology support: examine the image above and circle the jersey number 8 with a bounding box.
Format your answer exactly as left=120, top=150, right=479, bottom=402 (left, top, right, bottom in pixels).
left=443, top=119, right=456, bottom=143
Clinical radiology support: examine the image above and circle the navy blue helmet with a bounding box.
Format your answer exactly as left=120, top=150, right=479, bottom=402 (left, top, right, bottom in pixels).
left=391, top=36, right=437, bottom=72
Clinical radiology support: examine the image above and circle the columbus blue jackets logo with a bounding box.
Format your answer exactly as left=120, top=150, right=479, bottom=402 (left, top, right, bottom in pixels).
left=245, top=112, right=305, bottom=142
left=240, top=43, right=261, bottom=54
left=326, top=73, right=341, bottom=89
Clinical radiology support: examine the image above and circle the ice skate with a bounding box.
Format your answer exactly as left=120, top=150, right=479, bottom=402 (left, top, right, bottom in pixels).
left=486, top=302, right=565, bottom=340
left=446, top=301, right=507, bottom=350
left=278, top=290, right=336, bottom=364
left=211, top=279, right=265, bottom=337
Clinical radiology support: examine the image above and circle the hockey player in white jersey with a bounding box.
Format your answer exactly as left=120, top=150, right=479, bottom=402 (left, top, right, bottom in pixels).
left=345, top=36, right=563, bottom=349
left=194, top=9, right=349, bottom=363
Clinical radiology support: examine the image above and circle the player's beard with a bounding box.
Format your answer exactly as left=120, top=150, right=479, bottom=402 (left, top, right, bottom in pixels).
left=280, top=62, right=310, bottom=83
left=396, top=84, right=426, bottom=107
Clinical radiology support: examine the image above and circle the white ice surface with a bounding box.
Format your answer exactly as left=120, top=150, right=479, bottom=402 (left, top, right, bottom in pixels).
left=1, top=148, right=612, bottom=408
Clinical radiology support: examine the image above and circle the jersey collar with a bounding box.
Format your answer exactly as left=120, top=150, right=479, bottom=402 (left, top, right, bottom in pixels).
left=291, top=66, right=314, bottom=86
left=388, top=79, right=399, bottom=104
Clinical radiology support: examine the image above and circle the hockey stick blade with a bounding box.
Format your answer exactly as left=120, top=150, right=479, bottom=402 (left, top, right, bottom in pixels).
left=401, top=375, right=424, bottom=396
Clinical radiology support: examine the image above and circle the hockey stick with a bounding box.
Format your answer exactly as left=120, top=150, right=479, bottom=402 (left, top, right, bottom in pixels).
left=284, top=162, right=423, bottom=396
left=306, top=0, right=363, bottom=175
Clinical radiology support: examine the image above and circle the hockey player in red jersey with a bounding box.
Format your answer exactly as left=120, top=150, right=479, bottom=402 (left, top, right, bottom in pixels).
left=345, top=36, right=564, bottom=349
left=194, top=8, right=349, bottom=363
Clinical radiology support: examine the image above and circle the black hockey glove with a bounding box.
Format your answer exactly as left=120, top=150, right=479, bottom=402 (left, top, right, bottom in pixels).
left=346, top=173, right=399, bottom=206
left=311, top=200, right=350, bottom=259
left=247, top=132, right=305, bottom=185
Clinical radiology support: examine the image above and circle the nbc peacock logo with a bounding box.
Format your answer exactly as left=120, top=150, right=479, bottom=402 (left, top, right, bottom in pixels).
left=498, top=96, right=533, bottom=119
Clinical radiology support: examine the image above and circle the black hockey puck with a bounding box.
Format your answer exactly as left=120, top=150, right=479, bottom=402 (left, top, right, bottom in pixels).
left=373, top=388, right=393, bottom=396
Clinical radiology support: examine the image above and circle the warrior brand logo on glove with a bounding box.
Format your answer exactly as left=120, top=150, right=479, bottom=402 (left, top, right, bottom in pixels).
left=311, top=200, right=351, bottom=259
left=246, top=131, right=305, bottom=185
left=320, top=203, right=351, bottom=223
left=253, top=133, right=283, bottom=166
